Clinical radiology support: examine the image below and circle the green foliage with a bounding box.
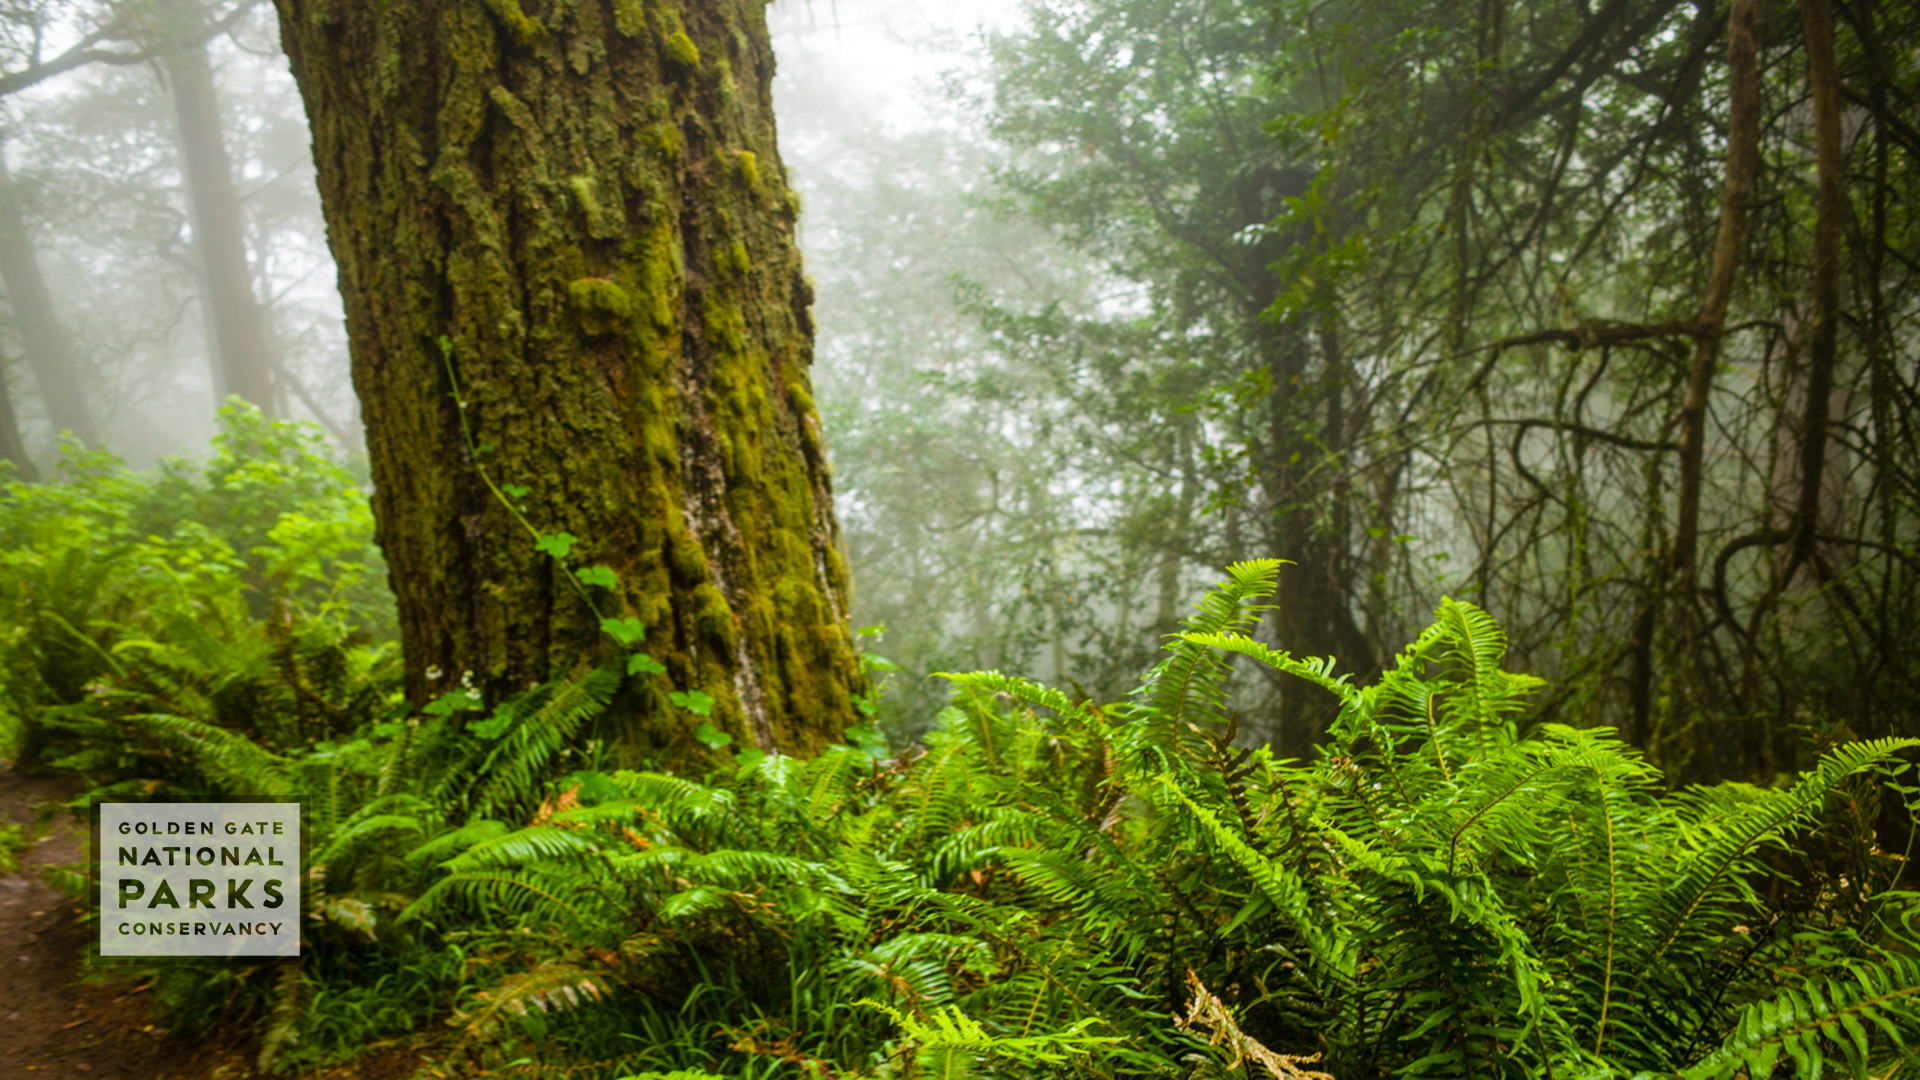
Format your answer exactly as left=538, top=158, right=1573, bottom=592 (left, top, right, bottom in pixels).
left=0, top=403, right=392, bottom=765
left=0, top=820, right=27, bottom=873
left=365, top=561, right=1920, bottom=1078
left=8, top=441, right=1916, bottom=1080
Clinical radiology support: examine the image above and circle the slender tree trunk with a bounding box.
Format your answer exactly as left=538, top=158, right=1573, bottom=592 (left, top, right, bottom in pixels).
left=1791, top=0, right=1843, bottom=568
left=1671, top=0, right=1758, bottom=583
left=272, top=0, right=861, bottom=752
left=0, top=158, right=98, bottom=447
left=162, top=20, right=276, bottom=416
left=0, top=354, right=33, bottom=479
left=1153, top=415, right=1194, bottom=635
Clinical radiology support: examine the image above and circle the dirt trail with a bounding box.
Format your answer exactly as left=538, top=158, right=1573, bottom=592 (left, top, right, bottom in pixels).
left=0, top=760, right=261, bottom=1080
left=0, top=762, right=435, bottom=1080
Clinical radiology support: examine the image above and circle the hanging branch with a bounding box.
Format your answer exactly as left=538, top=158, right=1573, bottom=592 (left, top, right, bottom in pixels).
left=0, top=1, right=264, bottom=100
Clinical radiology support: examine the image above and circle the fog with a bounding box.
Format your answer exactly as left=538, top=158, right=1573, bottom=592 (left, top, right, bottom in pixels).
left=3, top=0, right=1911, bottom=758
left=0, top=0, right=1018, bottom=468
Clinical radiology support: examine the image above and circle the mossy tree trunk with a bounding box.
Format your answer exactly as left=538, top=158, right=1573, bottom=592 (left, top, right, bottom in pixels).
left=272, top=0, right=860, bottom=754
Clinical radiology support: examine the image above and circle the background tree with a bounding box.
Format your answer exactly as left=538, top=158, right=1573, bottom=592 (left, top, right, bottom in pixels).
left=0, top=152, right=96, bottom=443
left=979, top=0, right=1377, bottom=754
left=270, top=0, right=863, bottom=754
left=156, top=0, right=277, bottom=415
left=1243, top=0, right=1920, bottom=779
left=785, top=0, right=1919, bottom=780
left=0, top=0, right=347, bottom=467
left=0, top=347, right=29, bottom=476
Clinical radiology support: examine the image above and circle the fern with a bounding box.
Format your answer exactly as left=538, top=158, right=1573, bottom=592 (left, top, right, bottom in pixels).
left=26, top=543, right=1920, bottom=1080
left=862, top=1000, right=1126, bottom=1078
left=1675, top=953, right=1920, bottom=1079
left=1120, top=559, right=1283, bottom=770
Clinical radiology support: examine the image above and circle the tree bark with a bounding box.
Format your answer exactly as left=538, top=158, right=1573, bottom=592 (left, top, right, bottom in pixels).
left=271, top=0, right=861, bottom=753
left=0, top=353, right=33, bottom=479
left=0, top=158, right=99, bottom=447
left=1791, top=0, right=1842, bottom=568
left=1153, top=414, right=1194, bottom=635
left=1263, top=321, right=1373, bottom=757
left=162, top=16, right=276, bottom=417
left=1670, top=0, right=1758, bottom=584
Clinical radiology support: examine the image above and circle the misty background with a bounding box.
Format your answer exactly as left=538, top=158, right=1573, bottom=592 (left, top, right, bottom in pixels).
left=4, top=0, right=1913, bottom=772
left=0, top=0, right=1211, bottom=736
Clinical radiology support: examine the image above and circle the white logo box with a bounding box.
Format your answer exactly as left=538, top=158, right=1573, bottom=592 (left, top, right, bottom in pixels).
left=99, top=802, right=300, bottom=958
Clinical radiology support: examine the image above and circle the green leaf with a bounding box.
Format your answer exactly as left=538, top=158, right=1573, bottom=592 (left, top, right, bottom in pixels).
left=846, top=723, right=887, bottom=760
left=578, top=565, right=620, bottom=590
left=670, top=689, right=715, bottom=716
left=424, top=689, right=483, bottom=717
left=560, top=769, right=621, bottom=806
left=466, top=713, right=512, bottom=739
left=627, top=653, right=666, bottom=676
left=600, top=617, right=645, bottom=646
left=694, top=722, right=733, bottom=749
left=535, top=532, right=577, bottom=559
left=501, top=483, right=530, bottom=499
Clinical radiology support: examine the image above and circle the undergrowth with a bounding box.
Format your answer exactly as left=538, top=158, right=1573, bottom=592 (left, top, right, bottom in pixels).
left=3, top=419, right=1918, bottom=1078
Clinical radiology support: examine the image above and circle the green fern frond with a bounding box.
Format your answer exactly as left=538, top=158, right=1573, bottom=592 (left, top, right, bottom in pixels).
left=1432, top=598, right=1530, bottom=739
left=1120, top=560, right=1284, bottom=769
left=1162, top=775, right=1353, bottom=974
left=401, top=870, right=593, bottom=930
left=311, top=793, right=432, bottom=866
left=1642, top=738, right=1920, bottom=973
left=1177, top=631, right=1357, bottom=706
left=938, top=670, right=1094, bottom=725
left=454, top=668, right=619, bottom=818
left=118, top=710, right=293, bottom=801
left=407, top=818, right=510, bottom=865
left=443, top=825, right=608, bottom=871
left=1672, top=954, right=1920, bottom=1079
left=861, top=999, right=1126, bottom=1073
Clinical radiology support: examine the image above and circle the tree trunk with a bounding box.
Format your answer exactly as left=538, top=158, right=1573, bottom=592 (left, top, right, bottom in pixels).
left=1791, top=0, right=1842, bottom=569
left=1671, top=0, right=1758, bottom=583
left=271, top=0, right=861, bottom=753
left=162, top=19, right=276, bottom=417
left=1263, top=320, right=1372, bottom=757
left=1153, top=415, right=1194, bottom=635
left=0, top=353, right=33, bottom=480
left=0, top=158, right=98, bottom=447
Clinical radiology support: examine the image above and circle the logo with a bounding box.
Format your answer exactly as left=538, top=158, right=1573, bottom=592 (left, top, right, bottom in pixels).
left=99, top=803, right=301, bottom=958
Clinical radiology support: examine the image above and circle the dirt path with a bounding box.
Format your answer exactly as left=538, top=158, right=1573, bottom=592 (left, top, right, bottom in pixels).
left=1, top=761, right=436, bottom=1080
left=0, top=760, right=262, bottom=1080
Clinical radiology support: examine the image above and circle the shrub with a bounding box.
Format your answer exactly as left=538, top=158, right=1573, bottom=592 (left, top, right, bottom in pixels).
left=11, top=420, right=1916, bottom=1078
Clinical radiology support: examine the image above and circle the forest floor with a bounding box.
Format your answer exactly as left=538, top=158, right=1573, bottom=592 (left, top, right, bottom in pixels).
left=0, top=760, right=425, bottom=1080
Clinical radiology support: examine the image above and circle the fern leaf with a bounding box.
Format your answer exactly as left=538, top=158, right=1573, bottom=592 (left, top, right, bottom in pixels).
left=1675, top=954, right=1920, bottom=1079
left=1642, top=738, right=1920, bottom=972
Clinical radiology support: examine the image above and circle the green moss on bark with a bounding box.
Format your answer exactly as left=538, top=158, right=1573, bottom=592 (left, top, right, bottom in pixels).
left=665, top=31, right=700, bottom=68
left=274, top=0, right=862, bottom=755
